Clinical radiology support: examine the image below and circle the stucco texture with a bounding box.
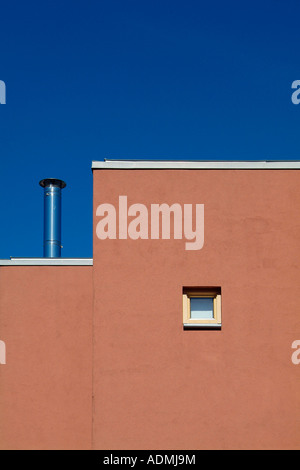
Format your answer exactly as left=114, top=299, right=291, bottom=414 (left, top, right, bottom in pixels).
left=0, top=266, right=93, bottom=450
left=92, top=169, right=300, bottom=450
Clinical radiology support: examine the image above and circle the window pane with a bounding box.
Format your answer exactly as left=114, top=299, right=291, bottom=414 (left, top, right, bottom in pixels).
left=190, top=297, right=214, bottom=320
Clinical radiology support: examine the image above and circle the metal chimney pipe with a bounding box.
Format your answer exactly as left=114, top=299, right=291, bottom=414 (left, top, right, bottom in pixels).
left=39, top=178, right=66, bottom=258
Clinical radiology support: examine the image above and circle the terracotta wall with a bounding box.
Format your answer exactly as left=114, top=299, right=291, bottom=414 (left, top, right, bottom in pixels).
left=1, top=169, right=299, bottom=450
left=92, top=169, right=300, bottom=450
left=0, top=266, right=93, bottom=450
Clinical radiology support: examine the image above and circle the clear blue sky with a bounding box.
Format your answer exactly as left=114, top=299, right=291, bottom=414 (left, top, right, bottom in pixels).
left=0, top=0, right=300, bottom=258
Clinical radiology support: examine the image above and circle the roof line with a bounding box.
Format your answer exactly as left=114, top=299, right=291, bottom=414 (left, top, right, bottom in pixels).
left=0, top=258, right=93, bottom=266
left=92, top=160, right=300, bottom=170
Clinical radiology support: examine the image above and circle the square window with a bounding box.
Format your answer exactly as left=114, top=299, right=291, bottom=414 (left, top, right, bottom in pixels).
left=183, top=288, right=221, bottom=328
left=190, top=297, right=214, bottom=320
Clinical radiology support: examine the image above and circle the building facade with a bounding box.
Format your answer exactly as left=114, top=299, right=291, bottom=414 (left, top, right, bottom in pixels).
left=1, top=160, right=300, bottom=449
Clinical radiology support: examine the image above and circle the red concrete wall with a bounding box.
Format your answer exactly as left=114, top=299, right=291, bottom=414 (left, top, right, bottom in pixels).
left=92, top=169, right=300, bottom=450
left=1, top=169, right=299, bottom=450
left=0, top=266, right=93, bottom=450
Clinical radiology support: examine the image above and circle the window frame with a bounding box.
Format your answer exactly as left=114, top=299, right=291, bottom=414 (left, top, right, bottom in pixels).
left=183, top=288, right=222, bottom=328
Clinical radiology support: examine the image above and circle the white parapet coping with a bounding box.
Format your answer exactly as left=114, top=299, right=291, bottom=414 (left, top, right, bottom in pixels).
left=0, top=258, right=93, bottom=266
left=92, top=160, right=300, bottom=170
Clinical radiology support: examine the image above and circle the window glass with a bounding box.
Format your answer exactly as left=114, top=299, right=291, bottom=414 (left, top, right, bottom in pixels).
left=190, top=297, right=214, bottom=320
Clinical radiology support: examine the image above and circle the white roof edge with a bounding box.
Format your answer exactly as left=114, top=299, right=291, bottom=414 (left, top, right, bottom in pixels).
left=92, top=160, right=300, bottom=170
left=0, top=258, right=93, bottom=266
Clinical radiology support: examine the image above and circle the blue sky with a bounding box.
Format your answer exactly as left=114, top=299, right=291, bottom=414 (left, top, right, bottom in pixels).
left=0, top=0, right=300, bottom=258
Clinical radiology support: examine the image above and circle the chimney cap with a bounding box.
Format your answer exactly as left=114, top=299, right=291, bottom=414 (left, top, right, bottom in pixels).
left=39, top=178, right=66, bottom=189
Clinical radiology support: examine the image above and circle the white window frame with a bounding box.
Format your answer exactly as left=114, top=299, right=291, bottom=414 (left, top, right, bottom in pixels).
left=183, top=289, right=222, bottom=328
